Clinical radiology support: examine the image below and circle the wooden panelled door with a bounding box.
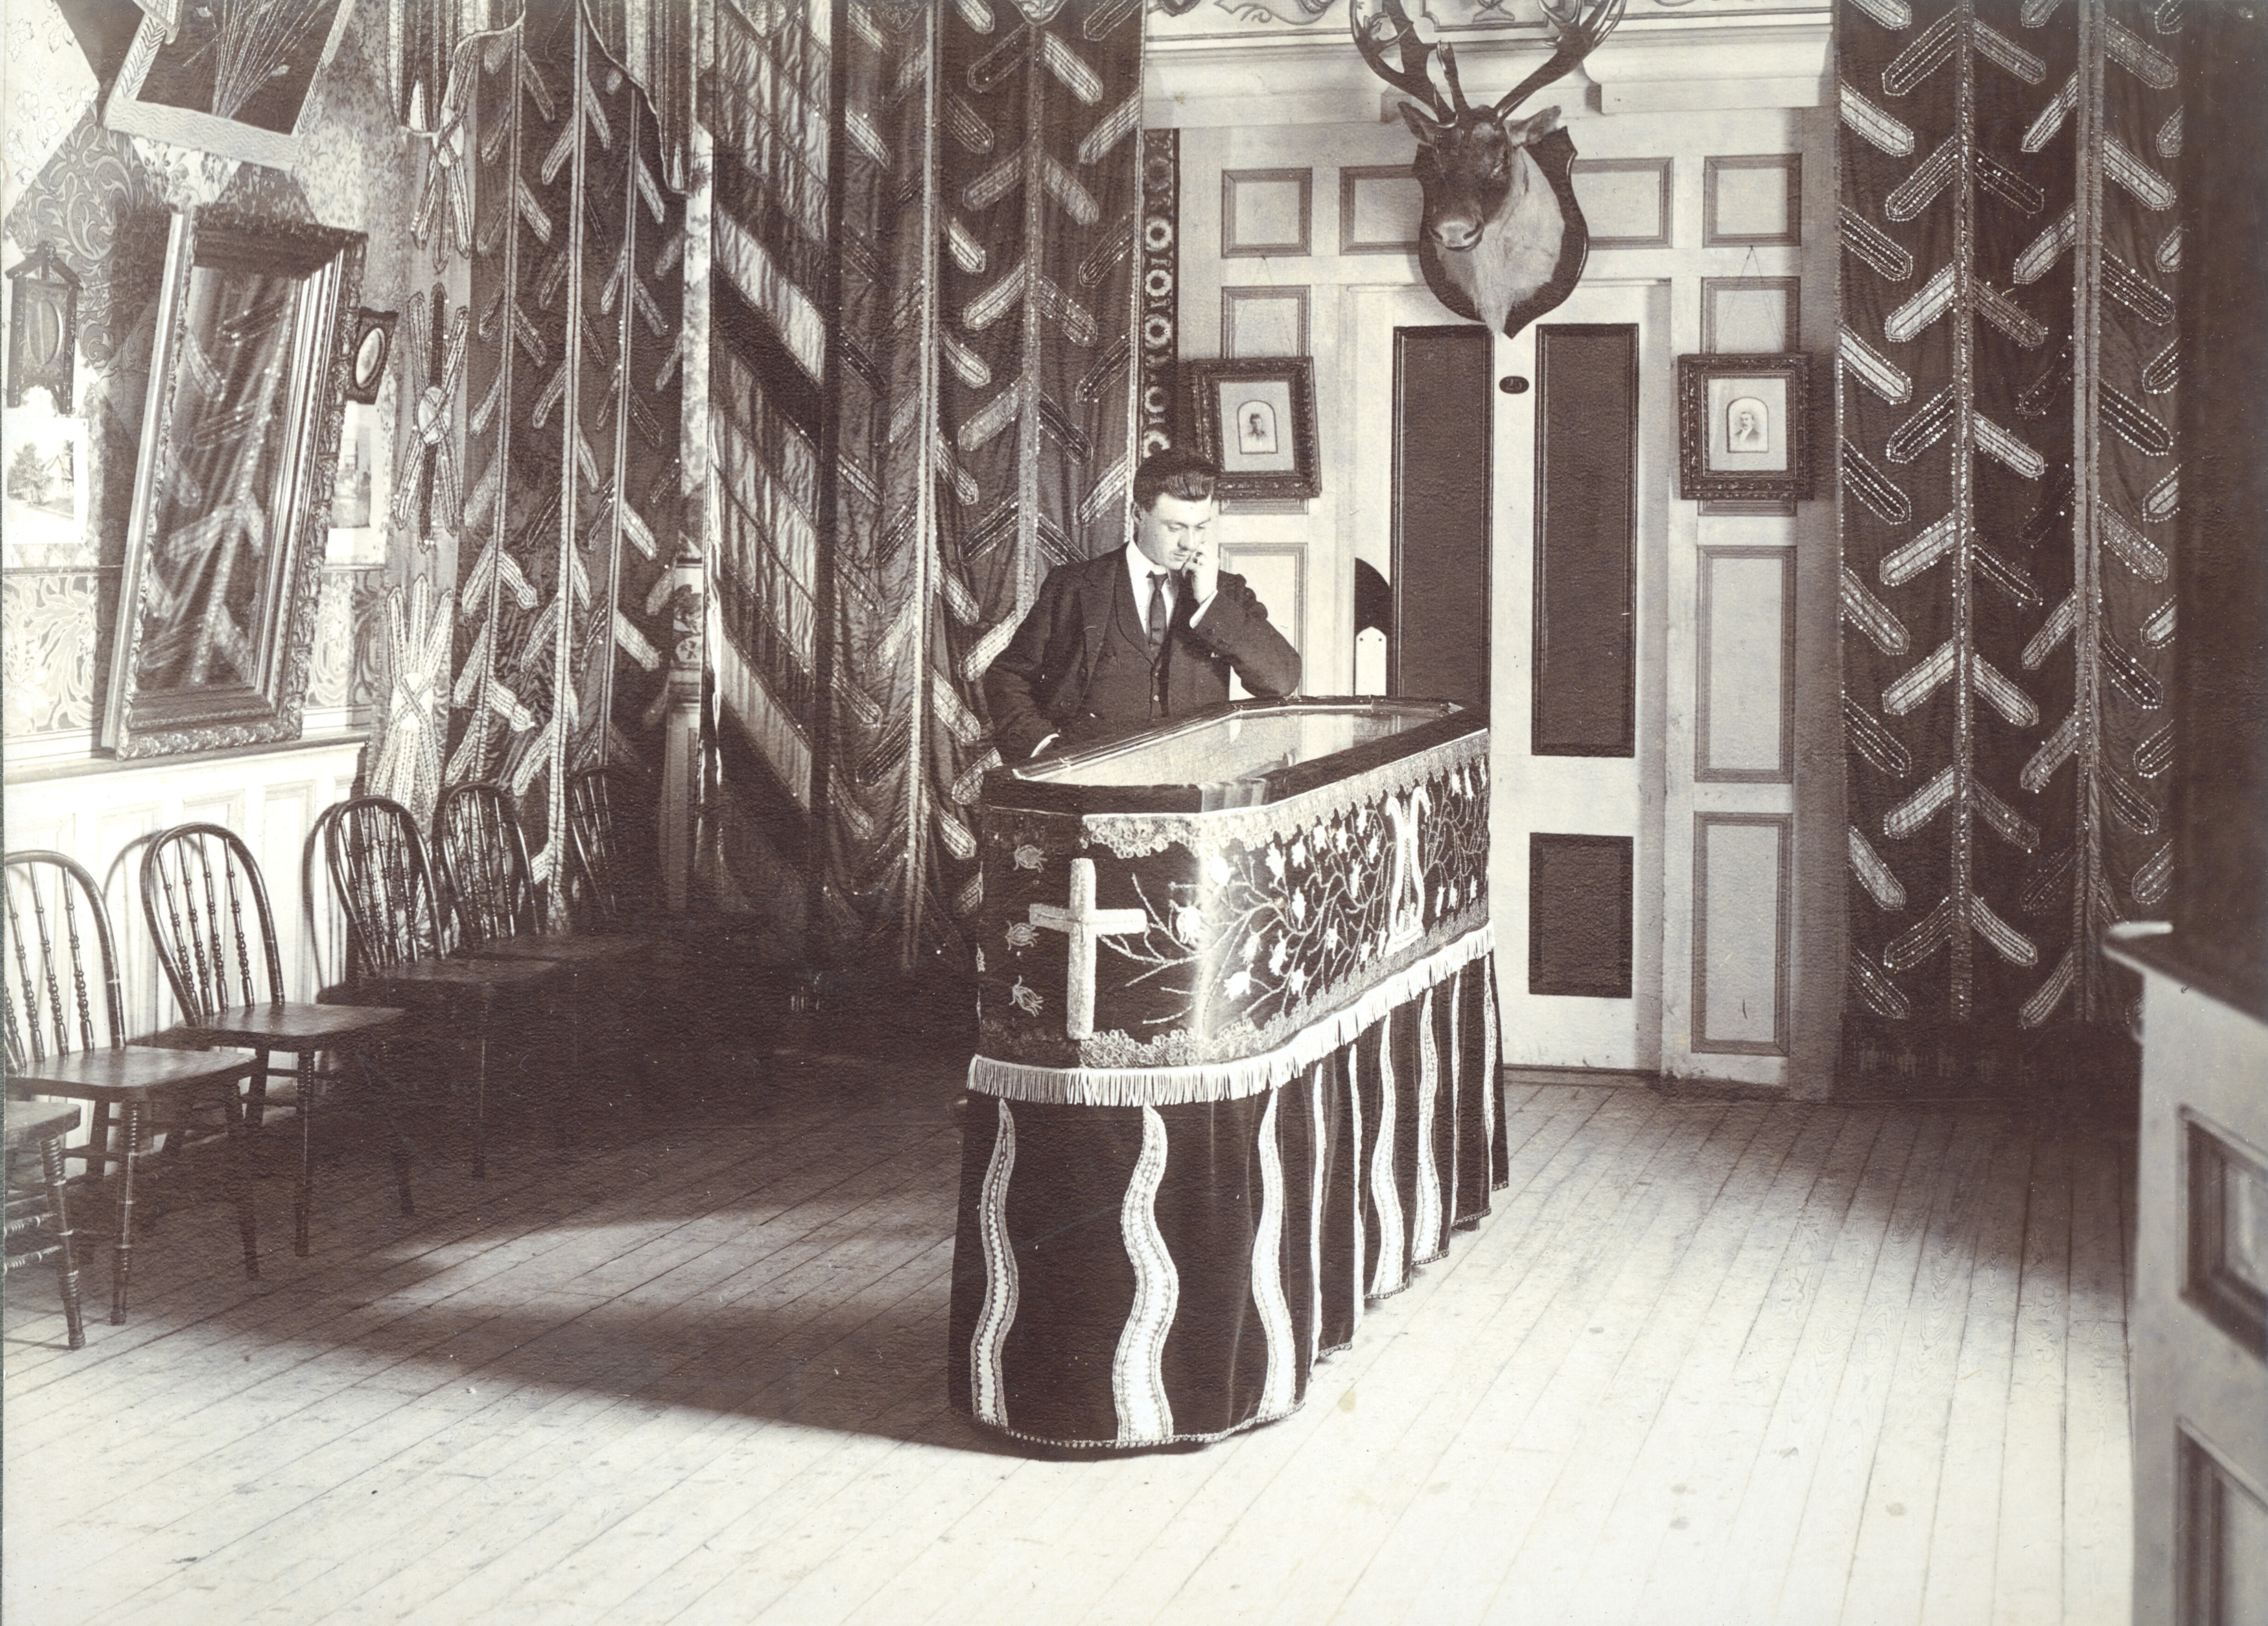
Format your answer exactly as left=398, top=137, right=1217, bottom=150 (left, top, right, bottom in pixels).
left=1489, top=283, right=1669, bottom=1071
left=1362, top=278, right=1673, bottom=1073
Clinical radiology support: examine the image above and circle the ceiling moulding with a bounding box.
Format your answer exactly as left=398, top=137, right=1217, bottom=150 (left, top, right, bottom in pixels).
left=1143, top=12, right=1833, bottom=129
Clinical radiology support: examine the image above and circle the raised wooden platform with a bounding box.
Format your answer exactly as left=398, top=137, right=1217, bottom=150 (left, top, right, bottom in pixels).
left=3, top=1056, right=2133, bottom=1623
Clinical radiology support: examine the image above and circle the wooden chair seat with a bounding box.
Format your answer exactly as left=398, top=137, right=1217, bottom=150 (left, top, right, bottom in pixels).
left=5, top=1100, right=87, bottom=1349
left=10, top=1044, right=262, bottom=1102
left=6, top=1100, right=80, bottom=1143
left=467, top=933, right=641, bottom=966
left=137, top=1001, right=408, bottom=1050
left=324, top=954, right=560, bottom=1003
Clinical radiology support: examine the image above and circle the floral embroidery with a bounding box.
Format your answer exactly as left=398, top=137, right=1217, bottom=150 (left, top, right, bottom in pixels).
left=976, top=732, right=1490, bottom=1068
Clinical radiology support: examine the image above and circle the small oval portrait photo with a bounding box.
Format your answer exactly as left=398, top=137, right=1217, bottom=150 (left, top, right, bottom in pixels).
left=1726, top=395, right=1769, bottom=453
left=1236, top=399, right=1279, bottom=456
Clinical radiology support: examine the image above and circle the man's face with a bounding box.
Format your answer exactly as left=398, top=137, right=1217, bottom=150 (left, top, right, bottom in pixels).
left=1133, top=492, right=1218, bottom=573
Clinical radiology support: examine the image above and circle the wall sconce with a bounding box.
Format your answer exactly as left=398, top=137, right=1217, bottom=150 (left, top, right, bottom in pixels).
left=6, top=245, right=81, bottom=413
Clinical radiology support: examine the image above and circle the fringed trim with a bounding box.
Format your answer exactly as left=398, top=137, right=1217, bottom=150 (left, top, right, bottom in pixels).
left=969, top=925, right=1495, bottom=1107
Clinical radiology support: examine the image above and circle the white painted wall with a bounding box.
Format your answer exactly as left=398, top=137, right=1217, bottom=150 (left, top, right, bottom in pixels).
left=1152, top=16, right=1842, bottom=1092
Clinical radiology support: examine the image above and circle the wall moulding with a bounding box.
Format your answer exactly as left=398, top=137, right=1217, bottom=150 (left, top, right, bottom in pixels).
left=1144, top=16, right=1831, bottom=129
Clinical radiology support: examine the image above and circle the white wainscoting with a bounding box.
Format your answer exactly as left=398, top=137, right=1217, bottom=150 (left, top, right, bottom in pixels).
left=5, top=736, right=366, bottom=1035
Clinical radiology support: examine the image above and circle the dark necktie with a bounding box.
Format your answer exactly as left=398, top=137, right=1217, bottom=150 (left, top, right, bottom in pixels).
left=1147, top=570, right=1169, bottom=659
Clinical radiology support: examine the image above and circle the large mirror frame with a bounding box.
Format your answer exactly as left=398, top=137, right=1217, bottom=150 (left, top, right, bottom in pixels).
left=102, top=208, right=365, bottom=759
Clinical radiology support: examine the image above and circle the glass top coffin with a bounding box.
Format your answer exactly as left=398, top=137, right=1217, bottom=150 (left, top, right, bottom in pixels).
left=984, top=697, right=1482, bottom=815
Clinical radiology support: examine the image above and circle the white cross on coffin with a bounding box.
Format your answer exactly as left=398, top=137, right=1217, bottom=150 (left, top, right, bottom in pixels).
left=1029, top=857, right=1148, bottom=1041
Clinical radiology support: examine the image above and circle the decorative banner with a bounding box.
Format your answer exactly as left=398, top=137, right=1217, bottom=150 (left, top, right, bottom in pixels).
left=1837, top=0, right=2180, bottom=1068
left=442, top=10, right=685, bottom=901
left=698, top=2, right=1146, bottom=974
left=1140, top=128, right=1179, bottom=457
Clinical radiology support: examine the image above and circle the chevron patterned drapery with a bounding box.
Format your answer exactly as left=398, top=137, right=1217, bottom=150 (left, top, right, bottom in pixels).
left=702, top=0, right=1145, bottom=977
left=1838, top=0, right=2183, bottom=1076
left=415, top=7, right=686, bottom=888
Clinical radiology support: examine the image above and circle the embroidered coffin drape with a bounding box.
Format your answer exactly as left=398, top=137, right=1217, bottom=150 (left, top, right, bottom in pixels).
left=701, top=0, right=1145, bottom=974
left=1837, top=0, right=2182, bottom=1070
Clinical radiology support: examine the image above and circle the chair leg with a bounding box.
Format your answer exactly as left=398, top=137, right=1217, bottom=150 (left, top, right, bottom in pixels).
left=82, top=1099, right=113, bottom=1186
left=560, top=978, right=583, bottom=1149
left=472, top=1002, right=490, bottom=1180
left=365, top=1049, right=417, bottom=1218
left=225, top=1083, right=259, bottom=1280
left=295, top=1049, right=317, bottom=1257
left=37, top=1131, right=85, bottom=1351
left=110, top=1100, right=143, bottom=1325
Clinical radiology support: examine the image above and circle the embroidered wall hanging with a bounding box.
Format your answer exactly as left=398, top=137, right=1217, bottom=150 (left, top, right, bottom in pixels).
left=1838, top=0, right=2182, bottom=1074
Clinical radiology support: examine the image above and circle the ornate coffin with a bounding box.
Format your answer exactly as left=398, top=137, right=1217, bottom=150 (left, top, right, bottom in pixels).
left=972, top=697, right=1491, bottom=1100
left=951, top=699, right=1503, bottom=1451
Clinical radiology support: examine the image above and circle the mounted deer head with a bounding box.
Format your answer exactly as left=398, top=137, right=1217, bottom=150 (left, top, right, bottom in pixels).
left=1354, top=0, right=1624, bottom=340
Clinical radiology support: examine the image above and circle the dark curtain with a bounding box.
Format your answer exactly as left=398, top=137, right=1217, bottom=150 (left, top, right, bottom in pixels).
left=430, top=5, right=686, bottom=885
left=702, top=0, right=1144, bottom=978
left=1838, top=0, right=2181, bottom=1083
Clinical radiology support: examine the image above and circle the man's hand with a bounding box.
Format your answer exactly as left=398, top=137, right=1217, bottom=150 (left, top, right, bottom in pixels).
left=1184, top=530, right=1220, bottom=610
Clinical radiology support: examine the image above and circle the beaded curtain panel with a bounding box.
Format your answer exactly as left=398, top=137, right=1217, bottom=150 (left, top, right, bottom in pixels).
left=702, top=1, right=1146, bottom=974
left=1837, top=0, right=2183, bottom=1078
left=424, top=6, right=688, bottom=887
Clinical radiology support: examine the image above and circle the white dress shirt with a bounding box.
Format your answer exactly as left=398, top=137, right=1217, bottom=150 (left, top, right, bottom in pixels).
left=1123, top=542, right=1218, bottom=628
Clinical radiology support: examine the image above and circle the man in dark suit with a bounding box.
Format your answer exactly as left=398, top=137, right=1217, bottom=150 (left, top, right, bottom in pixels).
left=984, top=448, right=1302, bottom=759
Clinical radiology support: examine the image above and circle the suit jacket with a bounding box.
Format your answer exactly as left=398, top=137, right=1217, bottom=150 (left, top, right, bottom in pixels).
left=984, top=549, right=1302, bottom=760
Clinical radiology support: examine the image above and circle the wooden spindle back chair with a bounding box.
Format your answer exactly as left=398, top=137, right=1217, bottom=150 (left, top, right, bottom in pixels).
left=323, top=795, right=455, bottom=976
left=435, top=782, right=649, bottom=1115
left=141, top=824, right=411, bottom=1254
left=565, top=767, right=658, bottom=933
left=317, top=797, right=562, bottom=1177
left=564, top=765, right=768, bottom=1062
left=4, top=850, right=260, bottom=1321
left=433, top=783, right=543, bottom=950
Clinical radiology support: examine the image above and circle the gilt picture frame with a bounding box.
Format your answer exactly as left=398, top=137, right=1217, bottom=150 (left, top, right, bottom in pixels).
left=1182, top=356, right=1321, bottom=501
left=1676, top=352, right=1815, bottom=502
left=102, top=208, right=366, bottom=759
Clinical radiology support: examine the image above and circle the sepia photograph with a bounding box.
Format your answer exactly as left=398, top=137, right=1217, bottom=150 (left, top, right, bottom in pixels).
left=2, top=0, right=2262, bottom=1621
left=0, top=406, right=87, bottom=563
left=1184, top=354, right=1321, bottom=498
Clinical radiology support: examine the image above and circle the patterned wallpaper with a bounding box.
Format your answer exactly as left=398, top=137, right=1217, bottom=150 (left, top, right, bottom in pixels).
left=1, top=0, right=419, bottom=756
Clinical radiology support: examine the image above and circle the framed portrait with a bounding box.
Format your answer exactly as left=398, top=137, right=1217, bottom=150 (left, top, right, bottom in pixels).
left=1182, top=356, right=1321, bottom=500
left=1676, top=353, right=1815, bottom=502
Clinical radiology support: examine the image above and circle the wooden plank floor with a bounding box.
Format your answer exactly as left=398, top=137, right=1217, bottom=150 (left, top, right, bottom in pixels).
left=3, top=1055, right=2134, bottom=1625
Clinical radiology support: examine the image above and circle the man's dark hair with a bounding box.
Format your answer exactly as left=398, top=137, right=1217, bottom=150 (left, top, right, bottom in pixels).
left=1132, top=446, right=1220, bottom=512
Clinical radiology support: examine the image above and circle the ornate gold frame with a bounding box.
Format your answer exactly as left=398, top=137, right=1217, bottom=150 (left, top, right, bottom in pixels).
left=102, top=208, right=365, bottom=760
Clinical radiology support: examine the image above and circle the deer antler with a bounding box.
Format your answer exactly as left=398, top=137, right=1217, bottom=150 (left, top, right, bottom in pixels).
left=1351, top=0, right=1453, bottom=121
left=1491, top=0, right=1626, bottom=117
